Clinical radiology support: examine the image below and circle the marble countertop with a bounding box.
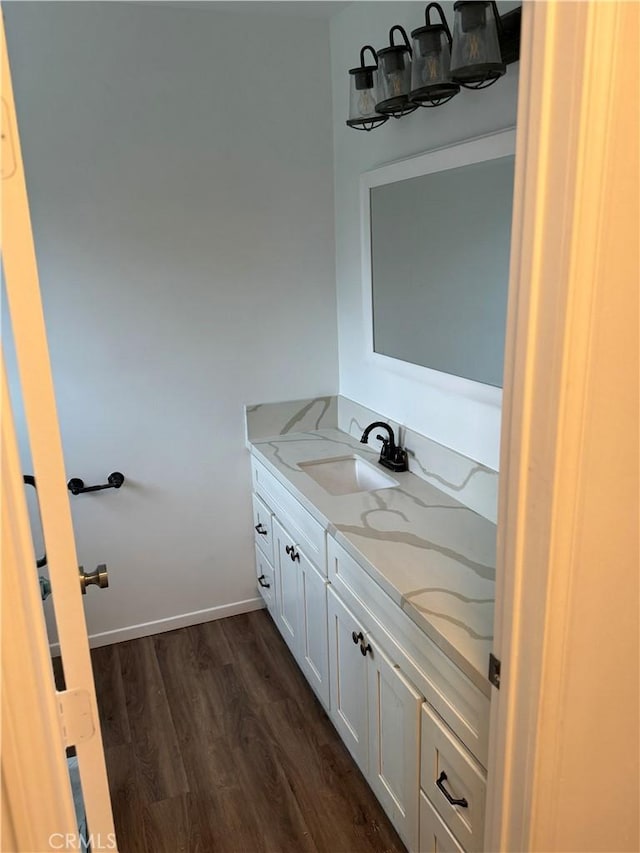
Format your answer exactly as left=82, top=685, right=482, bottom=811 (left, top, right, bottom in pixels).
left=249, top=427, right=496, bottom=694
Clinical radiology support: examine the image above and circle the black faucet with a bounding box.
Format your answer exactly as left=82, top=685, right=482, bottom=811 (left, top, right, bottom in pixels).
left=360, top=421, right=409, bottom=473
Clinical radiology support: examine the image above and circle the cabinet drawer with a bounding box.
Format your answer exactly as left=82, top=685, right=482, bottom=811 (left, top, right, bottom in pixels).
left=254, top=545, right=275, bottom=616
left=252, top=493, right=274, bottom=563
left=421, top=704, right=486, bottom=852
left=252, top=457, right=326, bottom=573
left=328, top=536, right=490, bottom=768
left=419, top=791, right=464, bottom=853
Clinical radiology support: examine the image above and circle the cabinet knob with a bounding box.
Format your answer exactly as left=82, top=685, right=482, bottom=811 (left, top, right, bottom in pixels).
left=436, top=771, right=468, bottom=808
left=286, top=544, right=300, bottom=562
left=257, top=574, right=271, bottom=589
left=255, top=523, right=268, bottom=535
left=352, top=630, right=364, bottom=645
left=360, top=641, right=372, bottom=657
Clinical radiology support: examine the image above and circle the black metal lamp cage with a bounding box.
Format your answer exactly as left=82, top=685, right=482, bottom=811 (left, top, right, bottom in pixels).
left=410, top=3, right=460, bottom=108
left=346, top=45, right=389, bottom=131
left=450, top=0, right=506, bottom=88
left=346, top=2, right=521, bottom=130
left=375, top=26, right=418, bottom=119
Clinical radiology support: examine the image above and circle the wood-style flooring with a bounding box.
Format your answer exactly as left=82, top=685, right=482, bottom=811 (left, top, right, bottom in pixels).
left=89, top=609, right=406, bottom=853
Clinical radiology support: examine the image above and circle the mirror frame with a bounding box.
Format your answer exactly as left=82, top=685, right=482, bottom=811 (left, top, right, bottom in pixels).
left=360, top=128, right=516, bottom=410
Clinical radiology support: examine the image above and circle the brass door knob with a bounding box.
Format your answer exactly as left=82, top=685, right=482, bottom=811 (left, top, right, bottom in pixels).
left=79, top=563, right=109, bottom=595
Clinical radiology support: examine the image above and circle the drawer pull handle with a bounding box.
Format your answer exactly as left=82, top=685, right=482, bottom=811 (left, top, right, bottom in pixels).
left=255, top=523, right=268, bottom=536
left=360, top=641, right=372, bottom=657
left=436, top=771, right=468, bottom=808
left=258, top=574, right=271, bottom=589
left=352, top=631, right=364, bottom=645
left=286, top=545, right=300, bottom=562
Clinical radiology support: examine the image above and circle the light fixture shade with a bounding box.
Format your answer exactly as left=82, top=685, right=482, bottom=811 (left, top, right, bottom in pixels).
left=346, top=45, right=388, bottom=131
left=375, top=26, right=418, bottom=118
left=410, top=3, right=460, bottom=107
left=450, top=0, right=506, bottom=88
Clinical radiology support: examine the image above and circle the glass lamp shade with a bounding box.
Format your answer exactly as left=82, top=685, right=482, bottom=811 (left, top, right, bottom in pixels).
left=346, top=45, right=388, bottom=131
left=410, top=24, right=460, bottom=106
left=375, top=26, right=417, bottom=118
left=347, top=67, right=387, bottom=130
left=450, top=0, right=506, bottom=88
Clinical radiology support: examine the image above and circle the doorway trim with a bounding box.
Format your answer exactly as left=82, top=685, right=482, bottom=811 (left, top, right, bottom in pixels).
left=485, top=1, right=639, bottom=849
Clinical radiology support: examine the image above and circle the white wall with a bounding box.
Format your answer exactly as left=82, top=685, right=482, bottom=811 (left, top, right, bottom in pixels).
left=3, top=2, right=337, bottom=642
left=330, top=2, right=519, bottom=469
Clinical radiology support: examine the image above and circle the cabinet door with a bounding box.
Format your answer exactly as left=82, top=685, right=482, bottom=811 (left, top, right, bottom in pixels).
left=367, top=636, right=422, bottom=853
left=327, top=587, right=369, bottom=774
left=273, top=518, right=299, bottom=658
left=299, top=556, right=329, bottom=709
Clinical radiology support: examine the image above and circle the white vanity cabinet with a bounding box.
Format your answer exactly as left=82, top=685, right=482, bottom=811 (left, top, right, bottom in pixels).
left=327, top=536, right=489, bottom=853
left=252, top=458, right=330, bottom=711
left=327, top=586, right=422, bottom=852
left=250, top=454, right=491, bottom=853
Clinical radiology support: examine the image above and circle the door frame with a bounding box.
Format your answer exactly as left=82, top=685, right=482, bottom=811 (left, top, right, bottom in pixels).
left=485, top=1, right=639, bottom=849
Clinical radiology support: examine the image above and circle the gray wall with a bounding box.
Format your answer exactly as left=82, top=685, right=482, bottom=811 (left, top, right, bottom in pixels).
left=330, top=1, right=520, bottom=469
left=3, top=2, right=337, bottom=642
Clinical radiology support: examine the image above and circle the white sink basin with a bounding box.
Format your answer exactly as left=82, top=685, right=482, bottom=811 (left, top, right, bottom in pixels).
left=298, top=455, right=399, bottom=496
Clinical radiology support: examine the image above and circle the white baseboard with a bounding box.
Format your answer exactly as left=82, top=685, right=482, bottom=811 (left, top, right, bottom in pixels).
left=49, top=596, right=265, bottom=656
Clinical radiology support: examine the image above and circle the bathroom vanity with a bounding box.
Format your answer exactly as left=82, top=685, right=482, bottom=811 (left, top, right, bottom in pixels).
left=245, top=396, right=497, bottom=853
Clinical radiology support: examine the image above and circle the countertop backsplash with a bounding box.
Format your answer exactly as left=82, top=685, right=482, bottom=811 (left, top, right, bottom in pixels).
left=246, top=395, right=498, bottom=524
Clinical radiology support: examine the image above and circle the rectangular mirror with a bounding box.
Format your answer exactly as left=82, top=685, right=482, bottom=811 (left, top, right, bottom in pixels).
left=362, top=130, right=516, bottom=394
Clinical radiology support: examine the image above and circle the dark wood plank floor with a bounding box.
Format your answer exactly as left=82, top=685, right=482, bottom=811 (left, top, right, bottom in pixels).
left=89, top=609, right=407, bottom=853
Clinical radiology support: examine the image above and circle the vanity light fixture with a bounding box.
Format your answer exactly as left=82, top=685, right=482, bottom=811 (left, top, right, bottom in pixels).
left=374, top=26, right=418, bottom=118
left=410, top=3, right=460, bottom=108
left=346, top=45, right=389, bottom=131
left=345, top=2, right=521, bottom=131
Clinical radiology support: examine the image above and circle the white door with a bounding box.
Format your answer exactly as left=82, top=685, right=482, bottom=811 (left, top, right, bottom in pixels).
left=366, top=636, right=422, bottom=852
left=298, top=555, right=330, bottom=708
left=327, top=587, right=369, bottom=774
left=273, top=518, right=300, bottom=658
left=1, top=17, right=116, bottom=852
